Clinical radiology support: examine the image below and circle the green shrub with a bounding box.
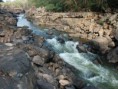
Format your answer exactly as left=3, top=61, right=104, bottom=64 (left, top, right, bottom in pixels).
left=29, top=0, right=118, bottom=12
left=45, top=4, right=56, bottom=11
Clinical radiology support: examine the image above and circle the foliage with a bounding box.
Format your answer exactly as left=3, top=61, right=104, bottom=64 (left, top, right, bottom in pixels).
left=1, top=0, right=118, bottom=12
left=29, top=0, right=118, bottom=12
left=29, top=0, right=78, bottom=12
left=0, top=0, right=31, bottom=9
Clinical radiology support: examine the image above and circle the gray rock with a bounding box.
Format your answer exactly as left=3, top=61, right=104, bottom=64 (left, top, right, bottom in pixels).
left=107, top=47, right=118, bottom=63
left=76, top=45, right=87, bottom=53
left=65, top=86, right=75, bottom=89
left=32, top=55, right=44, bottom=66
left=82, top=85, right=98, bottom=89
left=89, top=36, right=114, bottom=54
left=37, top=80, right=54, bottom=89
left=36, top=47, right=54, bottom=63
left=0, top=46, right=36, bottom=89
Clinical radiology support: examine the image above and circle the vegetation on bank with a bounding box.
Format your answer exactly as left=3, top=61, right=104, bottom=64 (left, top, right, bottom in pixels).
left=0, top=0, right=30, bottom=9
left=0, top=0, right=118, bottom=12
left=29, top=0, right=118, bottom=12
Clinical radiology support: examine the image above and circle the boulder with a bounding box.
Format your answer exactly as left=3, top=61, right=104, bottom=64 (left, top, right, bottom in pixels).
left=72, top=78, right=86, bottom=89
left=107, top=47, right=118, bottom=63
left=82, top=85, right=98, bottom=89
left=89, top=36, right=115, bottom=54
left=37, top=80, right=54, bottom=89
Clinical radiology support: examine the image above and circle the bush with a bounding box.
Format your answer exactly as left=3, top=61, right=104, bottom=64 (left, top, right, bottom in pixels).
left=29, top=0, right=118, bottom=12
left=45, top=4, right=56, bottom=11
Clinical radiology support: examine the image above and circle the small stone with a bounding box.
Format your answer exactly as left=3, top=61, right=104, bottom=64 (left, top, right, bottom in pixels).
left=98, top=28, right=104, bottom=36
left=55, top=68, right=60, bottom=75
left=32, top=55, right=44, bottom=66
left=22, top=36, right=28, bottom=41
left=59, top=79, right=71, bottom=86
left=58, top=75, right=65, bottom=80
left=5, top=43, right=14, bottom=47
left=9, top=71, right=17, bottom=77
left=42, top=74, right=54, bottom=83
left=27, top=50, right=37, bottom=57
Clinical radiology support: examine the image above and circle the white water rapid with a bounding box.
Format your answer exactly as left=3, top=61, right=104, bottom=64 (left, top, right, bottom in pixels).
left=47, top=38, right=118, bottom=89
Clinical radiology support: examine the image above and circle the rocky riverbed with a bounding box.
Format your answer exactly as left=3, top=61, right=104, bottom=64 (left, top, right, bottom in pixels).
left=0, top=8, right=100, bottom=89
left=26, top=7, right=118, bottom=64
left=0, top=7, right=118, bottom=89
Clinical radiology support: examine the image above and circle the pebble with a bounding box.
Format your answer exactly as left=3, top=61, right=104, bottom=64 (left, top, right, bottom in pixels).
left=59, top=79, right=70, bottom=86
left=5, top=43, right=14, bottom=47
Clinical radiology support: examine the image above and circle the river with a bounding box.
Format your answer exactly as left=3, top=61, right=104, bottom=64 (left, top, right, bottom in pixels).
left=17, top=14, right=118, bottom=89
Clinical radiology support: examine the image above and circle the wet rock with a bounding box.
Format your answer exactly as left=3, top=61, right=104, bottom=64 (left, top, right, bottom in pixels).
left=37, top=80, right=54, bottom=89
left=72, top=78, right=86, bottom=89
left=57, top=37, right=65, bottom=44
left=82, top=85, right=98, bottom=89
left=76, top=45, right=87, bottom=53
left=107, top=47, right=118, bottom=63
left=46, top=31, right=53, bottom=35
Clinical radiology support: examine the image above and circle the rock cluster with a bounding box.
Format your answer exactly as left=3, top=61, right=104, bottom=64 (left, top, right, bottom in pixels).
left=26, top=7, right=116, bottom=40
left=0, top=8, right=99, bottom=89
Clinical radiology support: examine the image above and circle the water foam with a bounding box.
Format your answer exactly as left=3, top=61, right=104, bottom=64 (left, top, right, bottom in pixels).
left=47, top=38, right=118, bottom=89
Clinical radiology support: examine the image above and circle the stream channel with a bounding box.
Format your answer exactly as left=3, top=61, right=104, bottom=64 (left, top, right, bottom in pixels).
left=17, top=14, right=118, bottom=89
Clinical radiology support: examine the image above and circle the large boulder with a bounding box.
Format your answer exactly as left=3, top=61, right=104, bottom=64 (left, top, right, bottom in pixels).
left=0, top=44, right=36, bottom=89
left=88, top=36, right=115, bottom=54
left=107, top=47, right=118, bottom=63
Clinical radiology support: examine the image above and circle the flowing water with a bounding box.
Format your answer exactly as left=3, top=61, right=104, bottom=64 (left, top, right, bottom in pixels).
left=17, top=14, right=118, bottom=89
